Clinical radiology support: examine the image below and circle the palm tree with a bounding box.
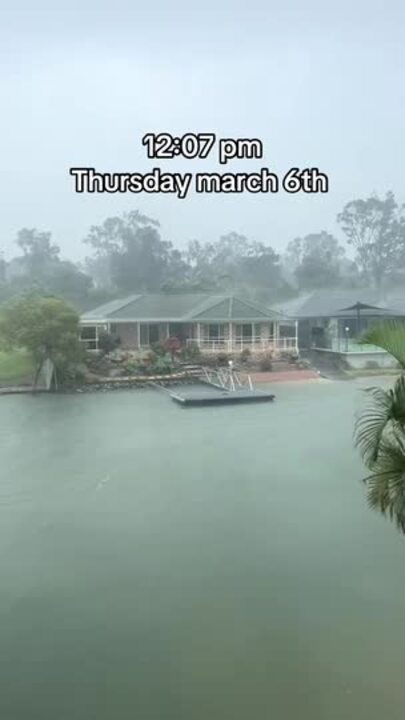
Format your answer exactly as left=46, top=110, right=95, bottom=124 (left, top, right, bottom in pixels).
left=354, top=321, right=405, bottom=532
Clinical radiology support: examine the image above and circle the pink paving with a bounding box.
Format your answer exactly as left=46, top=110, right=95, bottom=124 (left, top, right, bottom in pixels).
left=250, top=369, right=320, bottom=383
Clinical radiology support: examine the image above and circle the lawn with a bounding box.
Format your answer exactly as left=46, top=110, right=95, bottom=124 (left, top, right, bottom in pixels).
left=0, top=350, right=35, bottom=385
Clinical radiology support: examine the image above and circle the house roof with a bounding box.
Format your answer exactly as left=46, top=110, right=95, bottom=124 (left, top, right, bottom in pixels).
left=81, top=293, right=291, bottom=323
left=276, top=290, right=405, bottom=319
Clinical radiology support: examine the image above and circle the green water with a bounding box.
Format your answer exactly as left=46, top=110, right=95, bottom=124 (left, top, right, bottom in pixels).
left=1, top=380, right=404, bottom=719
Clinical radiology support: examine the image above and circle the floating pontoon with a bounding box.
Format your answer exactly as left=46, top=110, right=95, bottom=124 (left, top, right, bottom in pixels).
left=151, top=364, right=275, bottom=407
left=169, top=386, right=275, bottom=406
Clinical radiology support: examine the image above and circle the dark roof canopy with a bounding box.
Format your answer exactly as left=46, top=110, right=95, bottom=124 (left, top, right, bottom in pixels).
left=336, top=301, right=396, bottom=318
left=338, top=301, right=386, bottom=312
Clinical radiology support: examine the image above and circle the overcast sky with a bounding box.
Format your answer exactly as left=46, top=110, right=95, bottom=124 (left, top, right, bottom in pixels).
left=1, top=0, right=404, bottom=260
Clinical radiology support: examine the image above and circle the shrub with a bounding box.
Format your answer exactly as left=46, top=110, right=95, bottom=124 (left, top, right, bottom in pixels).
left=98, top=331, right=120, bottom=356
left=240, top=348, right=251, bottom=363
left=180, top=342, right=201, bottom=362
left=280, top=350, right=298, bottom=362
left=259, top=354, right=273, bottom=372
left=199, top=353, right=216, bottom=367
left=55, top=362, right=87, bottom=387
left=152, top=354, right=175, bottom=374
left=163, top=336, right=182, bottom=359
left=144, top=350, right=158, bottom=365
left=123, top=350, right=157, bottom=375
left=216, top=352, right=231, bottom=366
left=123, top=361, right=140, bottom=375
left=123, top=351, right=175, bottom=376
left=150, top=342, right=167, bottom=357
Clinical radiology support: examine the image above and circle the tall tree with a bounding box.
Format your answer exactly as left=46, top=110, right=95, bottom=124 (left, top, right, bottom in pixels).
left=284, top=237, right=303, bottom=270
left=285, top=232, right=346, bottom=290
left=237, top=241, right=281, bottom=289
left=1, top=229, right=94, bottom=308
left=84, top=211, right=184, bottom=293
left=185, top=240, right=218, bottom=288
left=16, top=228, right=60, bottom=279
left=185, top=232, right=283, bottom=293
left=43, top=260, right=93, bottom=304
left=337, top=192, right=405, bottom=288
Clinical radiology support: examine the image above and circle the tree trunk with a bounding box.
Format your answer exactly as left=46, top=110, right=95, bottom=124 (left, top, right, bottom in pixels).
left=32, top=362, right=42, bottom=393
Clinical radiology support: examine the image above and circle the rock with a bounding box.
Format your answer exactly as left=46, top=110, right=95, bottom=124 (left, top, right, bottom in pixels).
left=108, top=368, right=124, bottom=378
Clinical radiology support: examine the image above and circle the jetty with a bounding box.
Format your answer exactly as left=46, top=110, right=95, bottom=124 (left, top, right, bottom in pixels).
left=151, top=364, right=275, bottom=407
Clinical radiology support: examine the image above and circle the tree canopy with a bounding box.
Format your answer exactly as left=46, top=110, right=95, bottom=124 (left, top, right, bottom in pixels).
left=0, top=295, right=83, bottom=385
left=337, top=192, right=405, bottom=288
left=84, top=211, right=186, bottom=293
left=285, top=232, right=346, bottom=290
left=183, top=232, right=283, bottom=294
left=2, top=193, right=405, bottom=310
left=1, top=228, right=94, bottom=308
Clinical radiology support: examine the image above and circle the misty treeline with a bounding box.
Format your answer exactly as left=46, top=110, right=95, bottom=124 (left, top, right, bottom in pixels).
left=1, top=192, right=405, bottom=311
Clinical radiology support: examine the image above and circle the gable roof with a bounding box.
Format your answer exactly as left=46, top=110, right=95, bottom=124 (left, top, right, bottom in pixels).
left=81, top=294, right=141, bottom=321
left=81, top=293, right=290, bottom=323
left=276, top=290, right=405, bottom=319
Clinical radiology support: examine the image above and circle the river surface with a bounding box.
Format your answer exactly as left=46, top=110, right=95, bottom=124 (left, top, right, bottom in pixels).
left=1, top=379, right=404, bottom=719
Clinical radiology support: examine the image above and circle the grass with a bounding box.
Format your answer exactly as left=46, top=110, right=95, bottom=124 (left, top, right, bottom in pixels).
left=0, top=349, right=35, bottom=385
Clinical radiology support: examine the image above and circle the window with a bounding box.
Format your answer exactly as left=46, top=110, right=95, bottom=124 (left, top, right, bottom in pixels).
left=80, top=326, right=97, bottom=350
left=208, top=324, right=224, bottom=340
left=140, top=324, right=160, bottom=345
left=149, top=325, right=159, bottom=344
left=140, top=324, right=149, bottom=345
left=81, top=326, right=96, bottom=340
left=236, top=323, right=253, bottom=340
left=169, top=323, right=190, bottom=340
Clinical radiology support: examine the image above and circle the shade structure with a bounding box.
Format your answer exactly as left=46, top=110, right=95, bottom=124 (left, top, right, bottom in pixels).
left=336, top=301, right=395, bottom=336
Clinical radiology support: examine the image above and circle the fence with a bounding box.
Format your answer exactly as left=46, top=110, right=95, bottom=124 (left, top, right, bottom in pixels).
left=187, top=336, right=297, bottom=352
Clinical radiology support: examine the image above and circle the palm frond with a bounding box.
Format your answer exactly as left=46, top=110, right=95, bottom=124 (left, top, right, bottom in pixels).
left=389, top=374, right=405, bottom=423
left=363, top=439, right=405, bottom=533
left=354, top=376, right=405, bottom=467
left=360, top=320, right=405, bottom=368
left=354, top=386, right=394, bottom=466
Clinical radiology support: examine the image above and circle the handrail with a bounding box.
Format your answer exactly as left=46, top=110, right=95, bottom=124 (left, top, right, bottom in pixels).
left=200, top=367, right=254, bottom=392
left=186, top=337, right=297, bottom=351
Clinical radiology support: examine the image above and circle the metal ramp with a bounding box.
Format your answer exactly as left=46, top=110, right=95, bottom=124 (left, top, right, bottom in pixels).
left=199, top=366, right=253, bottom=392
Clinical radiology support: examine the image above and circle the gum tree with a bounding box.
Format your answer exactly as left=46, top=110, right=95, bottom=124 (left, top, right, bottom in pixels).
left=338, top=192, right=405, bottom=288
